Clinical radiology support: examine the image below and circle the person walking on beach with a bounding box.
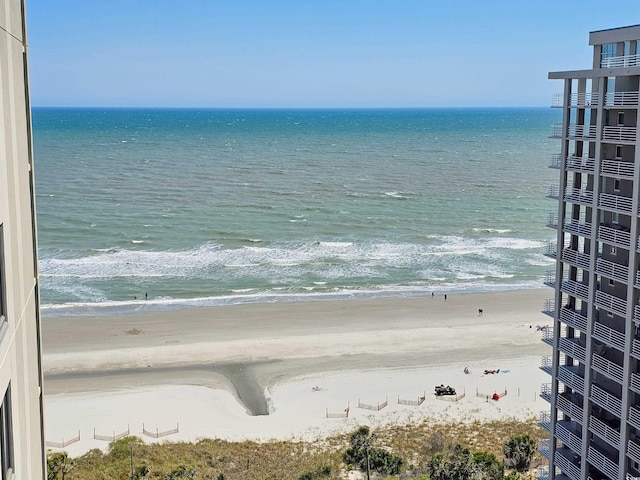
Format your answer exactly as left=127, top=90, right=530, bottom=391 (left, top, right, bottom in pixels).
left=444, top=294, right=447, bottom=302
left=478, top=308, right=483, bottom=315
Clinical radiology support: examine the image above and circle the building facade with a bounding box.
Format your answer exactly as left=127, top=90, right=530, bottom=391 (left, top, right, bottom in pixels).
left=0, top=0, right=46, bottom=478
left=543, top=25, right=640, bottom=480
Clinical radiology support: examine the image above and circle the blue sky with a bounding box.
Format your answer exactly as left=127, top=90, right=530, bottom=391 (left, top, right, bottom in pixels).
left=27, top=1, right=640, bottom=108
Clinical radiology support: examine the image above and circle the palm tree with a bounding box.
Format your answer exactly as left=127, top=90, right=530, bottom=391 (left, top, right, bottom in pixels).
left=503, top=434, right=537, bottom=471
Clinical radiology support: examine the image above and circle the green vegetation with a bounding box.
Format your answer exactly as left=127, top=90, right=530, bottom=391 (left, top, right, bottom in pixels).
left=503, top=434, right=538, bottom=471
left=50, top=417, right=543, bottom=479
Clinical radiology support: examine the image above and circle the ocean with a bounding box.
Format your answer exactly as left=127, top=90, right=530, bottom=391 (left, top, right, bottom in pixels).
left=32, top=107, right=561, bottom=316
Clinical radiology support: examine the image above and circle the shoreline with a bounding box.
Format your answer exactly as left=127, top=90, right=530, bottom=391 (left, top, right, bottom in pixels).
left=42, top=288, right=551, bottom=455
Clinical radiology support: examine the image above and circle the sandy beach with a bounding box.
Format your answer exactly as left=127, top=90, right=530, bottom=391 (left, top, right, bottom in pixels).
left=42, top=289, right=551, bottom=456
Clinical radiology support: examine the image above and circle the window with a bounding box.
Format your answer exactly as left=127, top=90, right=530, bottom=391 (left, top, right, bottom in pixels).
left=618, top=112, right=625, bottom=126
left=0, top=386, right=13, bottom=479
left=0, top=225, right=4, bottom=324
left=614, top=179, right=621, bottom=192
left=601, top=43, right=616, bottom=67
left=610, top=245, right=617, bottom=255
left=609, top=279, right=616, bottom=287
left=616, top=145, right=623, bottom=159
left=607, top=311, right=614, bottom=318
left=612, top=212, right=620, bottom=224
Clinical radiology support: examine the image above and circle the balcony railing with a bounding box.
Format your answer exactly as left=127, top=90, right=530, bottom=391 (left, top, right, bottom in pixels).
left=601, top=159, right=635, bottom=179
left=540, top=411, right=551, bottom=431
left=592, top=353, right=624, bottom=384
left=628, top=439, right=640, bottom=465
left=595, top=290, right=627, bottom=317
left=595, top=257, right=628, bottom=283
left=542, top=299, right=554, bottom=318
left=591, top=384, right=622, bottom=417
left=562, top=248, right=591, bottom=270
left=539, top=438, right=551, bottom=459
left=559, top=337, right=586, bottom=362
left=557, top=393, right=584, bottom=421
left=632, top=338, right=640, bottom=360
left=587, top=445, right=619, bottom=480
left=537, top=466, right=549, bottom=480
left=605, top=91, right=640, bottom=106
left=560, top=307, right=588, bottom=332
left=545, top=242, right=557, bottom=259
left=555, top=449, right=581, bottom=480
left=629, top=405, right=640, bottom=431
left=592, top=321, right=625, bottom=352
left=631, top=373, right=640, bottom=395
left=569, top=124, right=598, bottom=138
left=599, top=192, right=633, bottom=214
left=547, top=213, right=558, bottom=229
left=589, top=415, right=620, bottom=448
left=566, top=155, right=595, bottom=173
left=541, top=326, right=554, bottom=345
left=540, top=383, right=552, bottom=403
left=544, top=271, right=556, bottom=288
left=548, top=185, right=560, bottom=199
left=561, top=280, right=589, bottom=300
left=565, top=187, right=594, bottom=205
left=565, top=220, right=592, bottom=237
left=598, top=224, right=631, bottom=248
left=555, top=422, right=582, bottom=453
left=601, top=53, right=640, bottom=68
left=550, top=154, right=562, bottom=168
left=635, top=304, right=640, bottom=324
left=602, top=125, right=638, bottom=143
left=558, top=365, right=584, bottom=393
left=550, top=124, right=563, bottom=138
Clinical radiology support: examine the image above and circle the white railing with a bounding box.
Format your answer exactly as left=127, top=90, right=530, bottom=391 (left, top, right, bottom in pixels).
left=559, top=337, right=586, bottom=362
left=537, top=466, right=550, bottom=480
left=561, top=280, right=589, bottom=300
left=558, top=366, right=584, bottom=393
left=565, top=220, right=592, bottom=237
left=560, top=308, right=587, bottom=332
left=589, top=415, right=620, bottom=447
left=601, top=53, right=640, bottom=68
left=601, top=159, right=635, bottom=178
left=544, top=271, right=556, bottom=287
left=603, top=126, right=638, bottom=143
left=545, top=242, right=557, bottom=258
left=557, top=393, right=583, bottom=420
left=636, top=270, right=640, bottom=288
left=588, top=446, right=618, bottom=480
left=595, top=290, right=627, bottom=317
left=565, top=187, right=594, bottom=204
left=547, top=213, right=558, bottom=228
left=548, top=185, right=560, bottom=199
left=595, top=257, right=628, bottom=283
left=568, top=124, right=598, bottom=138
left=629, top=405, right=640, bottom=430
left=598, top=224, right=631, bottom=247
left=540, top=411, right=551, bottom=430
left=635, top=304, right=640, bottom=324
left=562, top=248, right=590, bottom=270
left=555, top=451, right=581, bottom=480
left=542, top=299, right=554, bottom=317
left=541, top=326, right=554, bottom=345
left=591, top=384, right=622, bottom=417
left=628, top=439, right=640, bottom=464
left=599, top=192, right=633, bottom=213
left=550, top=154, right=562, bottom=168
left=592, top=353, right=624, bottom=383
left=592, top=321, right=625, bottom=351
left=631, top=373, right=640, bottom=394
left=551, top=124, right=564, bottom=137
left=605, top=91, right=640, bottom=106
left=555, top=422, right=582, bottom=453
left=540, top=383, right=552, bottom=402
left=633, top=338, right=640, bottom=359
left=539, top=438, right=551, bottom=459
left=566, top=155, right=595, bottom=172
left=541, top=355, right=553, bottom=369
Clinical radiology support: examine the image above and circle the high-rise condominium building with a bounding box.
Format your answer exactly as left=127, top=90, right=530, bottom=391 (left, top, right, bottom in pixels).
left=0, top=0, right=46, bottom=478
left=543, top=24, right=640, bottom=480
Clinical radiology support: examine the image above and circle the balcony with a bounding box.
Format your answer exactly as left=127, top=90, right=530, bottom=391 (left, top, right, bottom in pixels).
left=569, top=124, right=598, bottom=139
left=596, top=257, right=628, bottom=283
left=565, top=219, right=593, bottom=237
left=601, top=159, right=635, bottom=179
left=559, top=337, right=586, bottom=363
left=545, top=242, right=557, bottom=259
left=540, top=411, right=551, bottom=431
left=601, top=53, right=640, bottom=68
left=562, top=248, right=591, bottom=270
left=542, top=299, right=554, bottom=318
left=631, top=373, right=640, bottom=395
left=541, top=326, right=554, bottom=346
left=634, top=303, right=640, bottom=324
left=547, top=213, right=558, bottom=229
left=592, top=321, right=625, bottom=352
left=602, top=125, right=638, bottom=143
left=548, top=184, right=560, bottom=199
left=541, top=355, right=553, bottom=373
left=591, top=353, right=624, bottom=384
left=557, top=392, right=584, bottom=421
left=629, top=438, right=640, bottom=465
left=561, top=279, right=589, bottom=300
left=632, top=338, right=640, bottom=360
left=541, top=383, right=552, bottom=403
left=550, top=124, right=564, bottom=138
left=565, top=187, right=594, bottom=205
left=591, top=384, right=622, bottom=417
left=599, top=192, right=633, bottom=214
left=605, top=91, right=640, bottom=107
left=558, top=365, right=585, bottom=393
left=560, top=307, right=588, bottom=333
left=598, top=224, right=631, bottom=249
left=544, top=271, right=556, bottom=288
left=566, top=155, right=595, bottom=173
left=556, top=421, right=582, bottom=454
left=537, top=466, right=549, bottom=480
left=629, top=405, right=640, bottom=431
left=589, top=415, right=620, bottom=449
left=555, top=449, right=581, bottom=480
left=539, top=438, right=552, bottom=459
left=587, top=444, right=618, bottom=480
left=550, top=154, right=562, bottom=169
left=595, top=290, right=627, bottom=317
left=635, top=270, right=640, bottom=289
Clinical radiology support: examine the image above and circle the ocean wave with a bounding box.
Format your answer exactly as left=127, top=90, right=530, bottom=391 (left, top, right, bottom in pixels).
left=472, top=228, right=513, bottom=234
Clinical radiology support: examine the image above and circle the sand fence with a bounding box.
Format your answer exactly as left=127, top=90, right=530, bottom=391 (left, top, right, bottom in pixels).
left=397, top=392, right=426, bottom=406
left=142, top=423, right=179, bottom=439
left=436, top=390, right=466, bottom=403
left=358, top=396, right=388, bottom=411
left=46, top=423, right=179, bottom=449
left=46, top=431, right=81, bottom=448
left=326, top=403, right=350, bottom=418
left=93, top=425, right=130, bottom=442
